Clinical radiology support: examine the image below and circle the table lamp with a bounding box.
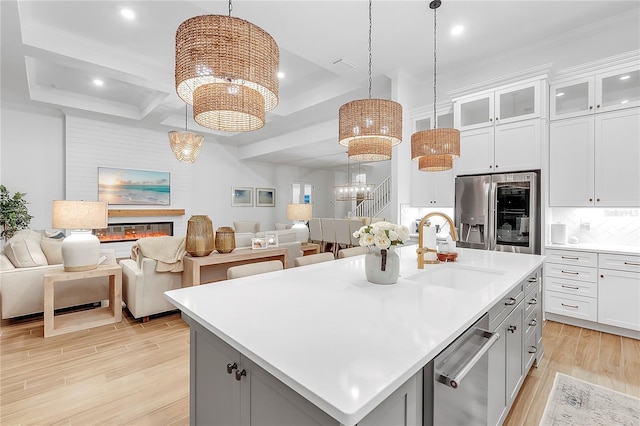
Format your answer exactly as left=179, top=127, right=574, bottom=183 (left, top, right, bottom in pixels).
left=287, top=203, right=312, bottom=242
left=52, top=200, right=108, bottom=272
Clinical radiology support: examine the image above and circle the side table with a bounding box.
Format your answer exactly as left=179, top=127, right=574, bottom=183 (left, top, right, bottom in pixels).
left=44, top=265, right=122, bottom=338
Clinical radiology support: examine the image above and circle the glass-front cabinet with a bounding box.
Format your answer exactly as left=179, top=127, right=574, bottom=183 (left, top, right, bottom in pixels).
left=550, top=64, right=640, bottom=120
left=454, top=80, right=541, bottom=131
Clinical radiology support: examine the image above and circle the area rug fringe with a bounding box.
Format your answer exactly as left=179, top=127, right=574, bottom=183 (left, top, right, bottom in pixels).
left=539, top=372, right=640, bottom=426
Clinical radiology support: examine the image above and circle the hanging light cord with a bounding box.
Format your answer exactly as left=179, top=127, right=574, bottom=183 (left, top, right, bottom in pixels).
left=184, top=105, right=188, bottom=131
left=432, top=1, right=438, bottom=129
left=228, top=0, right=233, bottom=17
left=368, top=0, right=373, bottom=99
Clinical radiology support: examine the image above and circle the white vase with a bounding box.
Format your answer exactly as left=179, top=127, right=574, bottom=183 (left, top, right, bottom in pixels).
left=365, top=246, right=400, bottom=285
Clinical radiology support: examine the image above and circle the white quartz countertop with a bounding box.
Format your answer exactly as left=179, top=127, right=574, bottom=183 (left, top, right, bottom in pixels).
left=164, top=246, right=544, bottom=425
left=545, top=243, right=640, bottom=256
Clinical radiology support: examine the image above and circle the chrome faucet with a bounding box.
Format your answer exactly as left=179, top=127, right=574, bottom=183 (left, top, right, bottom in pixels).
left=416, top=212, right=459, bottom=269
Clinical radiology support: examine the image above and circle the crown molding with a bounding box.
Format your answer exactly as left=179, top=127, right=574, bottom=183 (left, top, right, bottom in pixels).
left=551, top=49, right=640, bottom=82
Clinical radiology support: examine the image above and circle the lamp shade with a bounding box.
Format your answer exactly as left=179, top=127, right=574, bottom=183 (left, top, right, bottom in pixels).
left=51, top=200, right=108, bottom=272
left=52, top=201, right=108, bottom=230
left=175, top=14, right=278, bottom=132
left=411, top=128, right=460, bottom=171
left=287, top=204, right=312, bottom=222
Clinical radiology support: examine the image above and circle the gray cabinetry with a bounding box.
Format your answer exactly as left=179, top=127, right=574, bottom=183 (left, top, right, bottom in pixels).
left=187, top=314, right=422, bottom=426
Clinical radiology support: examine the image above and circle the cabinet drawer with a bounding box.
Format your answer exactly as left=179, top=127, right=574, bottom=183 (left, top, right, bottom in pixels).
left=525, top=273, right=540, bottom=295
left=524, top=308, right=540, bottom=339
left=545, top=263, right=597, bottom=283
left=545, top=276, right=598, bottom=298
left=524, top=330, right=538, bottom=372
left=545, top=291, right=597, bottom=321
left=599, top=253, right=640, bottom=273
left=489, top=283, right=524, bottom=329
left=546, top=249, right=597, bottom=267
left=524, top=288, right=540, bottom=320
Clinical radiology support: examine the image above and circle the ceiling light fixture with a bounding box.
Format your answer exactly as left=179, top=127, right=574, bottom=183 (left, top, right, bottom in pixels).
left=335, top=153, right=376, bottom=202
left=168, top=105, right=204, bottom=163
left=175, top=0, right=279, bottom=132
left=277, top=71, right=285, bottom=79
left=338, top=0, right=402, bottom=162
left=451, top=25, right=464, bottom=35
left=93, top=79, right=104, bottom=86
left=411, top=0, right=460, bottom=172
left=120, top=8, right=135, bottom=20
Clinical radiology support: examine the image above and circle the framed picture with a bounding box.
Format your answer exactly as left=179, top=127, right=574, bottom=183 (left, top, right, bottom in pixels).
left=265, top=232, right=279, bottom=248
left=231, top=187, right=253, bottom=207
left=256, top=188, right=275, bottom=207
left=98, top=167, right=170, bottom=205
left=251, top=237, right=267, bottom=250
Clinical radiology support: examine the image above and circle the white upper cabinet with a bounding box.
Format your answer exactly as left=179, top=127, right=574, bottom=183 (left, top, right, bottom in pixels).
left=454, top=80, right=543, bottom=131
left=550, top=64, right=640, bottom=120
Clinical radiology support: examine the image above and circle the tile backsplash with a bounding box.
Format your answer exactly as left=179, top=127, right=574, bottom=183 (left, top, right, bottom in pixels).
left=550, top=208, right=640, bottom=247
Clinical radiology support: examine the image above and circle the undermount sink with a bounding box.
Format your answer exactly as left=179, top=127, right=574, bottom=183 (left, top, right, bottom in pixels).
left=404, top=264, right=506, bottom=291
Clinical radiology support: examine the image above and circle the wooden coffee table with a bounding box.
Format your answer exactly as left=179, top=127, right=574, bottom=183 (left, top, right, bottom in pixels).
left=44, top=265, right=122, bottom=338
left=182, top=247, right=289, bottom=286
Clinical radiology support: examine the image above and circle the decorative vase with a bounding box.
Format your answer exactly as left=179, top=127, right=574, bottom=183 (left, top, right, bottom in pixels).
left=186, top=215, right=215, bottom=257
left=365, top=246, right=400, bottom=285
left=215, top=227, right=236, bottom=253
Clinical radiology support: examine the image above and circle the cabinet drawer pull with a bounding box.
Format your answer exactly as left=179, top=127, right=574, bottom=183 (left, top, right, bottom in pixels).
left=561, top=303, right=579, bottom=309
left=528, top=277, right=537, bottom=283
left=561, top=270, right=579, bottom=275
left=504, top=297, right=516, bottom=306
left=529, top=319, right=537, bottom=327
left=561, top=256, right=579, bottom=260
left=226, top=362, right=237, bottom=374
left=507, top=325, right=517, bottom=333
left=528, top=298, right=538, bottom=305
left=528, top=346, right=537, bottom=354
left=561, top=284, right=580, bottom=290
left=235, top=369, right=247, bottom=381
left=624, top=261, right=640, bottom=266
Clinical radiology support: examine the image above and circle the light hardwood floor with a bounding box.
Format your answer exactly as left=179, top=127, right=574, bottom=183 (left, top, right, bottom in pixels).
left=1, top=309, right=638, bottom=425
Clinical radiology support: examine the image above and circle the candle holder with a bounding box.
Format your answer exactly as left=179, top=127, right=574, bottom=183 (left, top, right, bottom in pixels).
left=215, top=227, right=236, bottom=253
left=186, top=215, right=214, bottom=257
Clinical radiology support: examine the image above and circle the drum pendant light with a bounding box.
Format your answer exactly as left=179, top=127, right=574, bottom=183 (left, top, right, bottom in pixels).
left=411, top=0, right=460, bottom=171
left=175, top=0, right=279, bottom=132
left=338, top=0, right=402, bottom=161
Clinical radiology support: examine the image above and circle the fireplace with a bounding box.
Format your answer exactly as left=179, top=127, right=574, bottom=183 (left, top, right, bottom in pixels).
left=95, top=222, right=173, bottom=243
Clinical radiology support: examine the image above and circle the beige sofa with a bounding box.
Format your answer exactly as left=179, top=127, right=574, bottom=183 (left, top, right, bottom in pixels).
left=0, top=229, right=116, bottom=320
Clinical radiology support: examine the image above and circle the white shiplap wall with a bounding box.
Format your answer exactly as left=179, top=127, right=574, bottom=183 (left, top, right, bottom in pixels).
left=65, top=115, right=192, bottom=257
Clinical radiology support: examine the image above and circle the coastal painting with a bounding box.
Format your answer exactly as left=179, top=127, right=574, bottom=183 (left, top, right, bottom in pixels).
left=98, top=167, right=170, bottom=205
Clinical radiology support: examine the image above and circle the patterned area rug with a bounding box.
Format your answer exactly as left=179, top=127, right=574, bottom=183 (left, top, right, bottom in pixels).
left=540, top=372, right=640, bottom=426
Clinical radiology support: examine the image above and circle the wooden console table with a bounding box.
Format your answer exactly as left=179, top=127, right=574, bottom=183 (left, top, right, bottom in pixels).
left=44, top=265, right=122, bottom=338
left=182, top=247, right=289, bottom=286
left=301, top=243, right=321, bottom=256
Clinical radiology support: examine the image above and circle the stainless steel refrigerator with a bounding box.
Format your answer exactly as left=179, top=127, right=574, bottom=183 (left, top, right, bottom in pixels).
left=454, top=172, right=540, bottom=254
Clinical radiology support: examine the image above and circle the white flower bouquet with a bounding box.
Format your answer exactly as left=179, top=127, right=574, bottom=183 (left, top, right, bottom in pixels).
left=353, top=221, right=411, bottom=250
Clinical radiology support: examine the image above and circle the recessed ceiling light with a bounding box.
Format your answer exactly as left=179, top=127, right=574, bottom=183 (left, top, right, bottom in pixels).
left=620, top=75, right=630, bottom=80
left=451, top=25, right=464, bottom=35
left=555, top=92, right=565, bottom=97
left=93, top=79, right=104, bottom=86
left=120, top=8, right=135, bottom=20
left=621, top=100, right=629, bottom=104
left=277, top=71, right=285, bottom=79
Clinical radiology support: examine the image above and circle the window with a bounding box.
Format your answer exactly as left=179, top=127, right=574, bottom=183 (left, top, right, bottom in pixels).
left=292, top=182, right=313, bottom=204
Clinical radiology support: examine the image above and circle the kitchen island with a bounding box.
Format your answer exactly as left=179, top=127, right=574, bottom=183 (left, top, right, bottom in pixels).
left=164, top=245, right=544, bottom=426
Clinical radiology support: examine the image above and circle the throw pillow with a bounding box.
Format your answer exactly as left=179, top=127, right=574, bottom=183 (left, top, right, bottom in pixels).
left=44, top=230, right=66, bottom=239
left=41, top=237, right=64, bottom=265
left=3, top=239, right=48, bottom=268
left=4, top=229, right=43, bottom=246
left=0, top=254, right=16, bottom=270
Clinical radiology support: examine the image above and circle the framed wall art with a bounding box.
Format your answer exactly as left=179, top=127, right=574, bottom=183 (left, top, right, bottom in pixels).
left=256, top=188, right=275, bottom=207
left=98, top=167, right=170, bottom=205
left=231, top=187, right=253, bottom=207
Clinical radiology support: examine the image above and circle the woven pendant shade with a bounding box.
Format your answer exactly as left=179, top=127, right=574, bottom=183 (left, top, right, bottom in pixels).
left=348, top=138, right=392, bottom=162
left=193, top=83, right=265, bottom=132
left=411, top=128, right=460, bottom=160
left=418, top=154, right=453, bottom=172
left=175, top=14, right=278, bottom=132
left=339, top=99, right=402, bottom=161
left=168, top=131, right=203, bottom=163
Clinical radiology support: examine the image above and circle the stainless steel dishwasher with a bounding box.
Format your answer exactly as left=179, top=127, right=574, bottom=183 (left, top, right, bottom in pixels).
left=432, top=313, right=500, bottom=425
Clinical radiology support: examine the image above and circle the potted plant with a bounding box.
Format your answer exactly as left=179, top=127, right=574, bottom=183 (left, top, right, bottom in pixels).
left=0, top=185, right=33, bottom=241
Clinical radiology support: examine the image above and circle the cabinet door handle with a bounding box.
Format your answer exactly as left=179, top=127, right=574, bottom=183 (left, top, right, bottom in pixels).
left=528, top=346, right=537, bottom=354
left=505, top=297, right=516, bottom=306
left=507, top=325, right=517, bottom=333
left=561, top=303, right=579, bottom=309
left=496, top=117, right=499, bottom=121
left=490, top=118, right=493, bottom=122
left=561, top=284, right=580, bottom=290
left=561, top=256, right=579, bottom=260
left=561, top=270, right=579, bottom=275
left=624, top=261, right=640, bottom=266
left=226, top=362, right=237, bottom=374
left=235, top=369, right=247, bottom=381
left=596, top=104, right=600, bottom=108
left=600, top=274, right=604, bottom=278
left=495, top=164, right=499, bottom=168
left=589, top=198, right=593, bottom=202
left=528, top=298, right=538, bottom=305
left=589, top=106, right=593, bottom=110
left=529, top=319, right=537, bottom=327
left=528, top=277, right=538, bottom=283
left=596, top=198, right=600, bottom=202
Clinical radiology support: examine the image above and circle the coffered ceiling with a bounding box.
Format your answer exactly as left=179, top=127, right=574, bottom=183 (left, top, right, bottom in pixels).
left=2, top=1, right=639, bottom=169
